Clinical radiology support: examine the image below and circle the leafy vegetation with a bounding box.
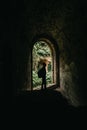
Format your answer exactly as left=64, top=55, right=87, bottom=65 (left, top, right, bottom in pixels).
left=33, top=71, right=52, bottom=87
left=32, top=41, right=52, bottom=88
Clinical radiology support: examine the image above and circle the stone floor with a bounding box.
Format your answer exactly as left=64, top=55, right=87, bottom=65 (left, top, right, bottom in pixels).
left=12, top=88, right=75, bottom=111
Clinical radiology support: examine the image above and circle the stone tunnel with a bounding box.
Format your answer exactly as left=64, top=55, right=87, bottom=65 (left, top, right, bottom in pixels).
left=1, top=0, right=87, bottom=108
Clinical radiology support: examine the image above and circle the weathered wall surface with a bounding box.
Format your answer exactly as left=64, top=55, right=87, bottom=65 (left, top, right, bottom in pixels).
left=2, top=0, right=87, bottom=106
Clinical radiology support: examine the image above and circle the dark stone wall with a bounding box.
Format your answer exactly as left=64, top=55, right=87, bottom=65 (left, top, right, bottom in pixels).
left=2, top=0, right=87, bottom=106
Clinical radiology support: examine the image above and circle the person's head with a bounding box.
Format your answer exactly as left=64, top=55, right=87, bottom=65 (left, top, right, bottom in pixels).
left=43, top=62, right=46, bottom=67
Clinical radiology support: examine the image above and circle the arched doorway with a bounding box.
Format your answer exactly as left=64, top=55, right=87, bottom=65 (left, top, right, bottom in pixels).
left=31, top=34, right=60, bottom=90
left=32, top=41, right=53, bottom=90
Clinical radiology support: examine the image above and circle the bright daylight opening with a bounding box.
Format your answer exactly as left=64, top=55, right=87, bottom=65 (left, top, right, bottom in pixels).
left=32, top=41, right=53, bottom=90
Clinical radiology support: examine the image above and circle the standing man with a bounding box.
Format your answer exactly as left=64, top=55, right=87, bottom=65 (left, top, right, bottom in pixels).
left=41, top=63, right=46, bottom=90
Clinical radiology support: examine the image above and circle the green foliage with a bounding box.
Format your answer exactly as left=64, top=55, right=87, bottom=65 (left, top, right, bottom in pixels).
left=33, top=41, right=51, bottom=71
left=33, top=71, right=52, bottom=88
left=46, top=71, right=52, bottom=84
left=33, top=71, right=42, bottom=87
left=32, top=41, right=52, bottom=88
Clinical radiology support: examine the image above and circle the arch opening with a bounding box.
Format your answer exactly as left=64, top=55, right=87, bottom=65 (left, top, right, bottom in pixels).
left=32, top=41, right=53, bottom=90
left=31, top=36, right=60, bottom=90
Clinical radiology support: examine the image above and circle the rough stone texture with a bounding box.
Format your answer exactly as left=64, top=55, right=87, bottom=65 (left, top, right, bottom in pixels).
left=2, top=0, right=87, bottom=106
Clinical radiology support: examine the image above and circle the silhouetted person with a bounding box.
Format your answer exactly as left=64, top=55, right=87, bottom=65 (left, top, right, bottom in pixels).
left=41, top=63, right=46, bottom=90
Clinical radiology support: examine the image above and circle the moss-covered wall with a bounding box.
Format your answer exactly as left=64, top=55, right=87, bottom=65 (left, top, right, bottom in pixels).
left=2, top=0, right=87, bottom=106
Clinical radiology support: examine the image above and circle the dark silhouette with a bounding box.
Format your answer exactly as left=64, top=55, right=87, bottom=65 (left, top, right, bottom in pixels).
left=41, top=63, right=46, bottom=90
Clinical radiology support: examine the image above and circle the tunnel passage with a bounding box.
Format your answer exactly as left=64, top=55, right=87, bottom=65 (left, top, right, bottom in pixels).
left=25, top=33, right=86, bottom=107
left=4, top=0, right=86, bottom=107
